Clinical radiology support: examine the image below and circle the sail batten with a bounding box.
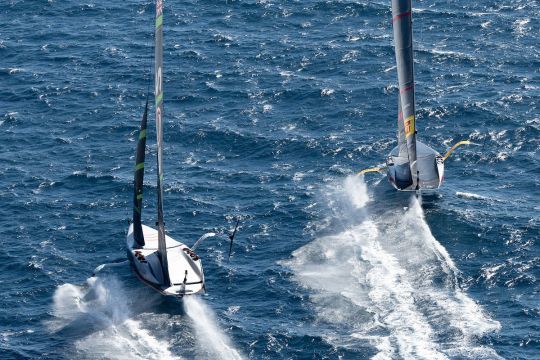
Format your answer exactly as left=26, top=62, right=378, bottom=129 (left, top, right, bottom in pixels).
left=391, top=0, right=418, bottom=188
left=155, top=0, right=170, bottom=285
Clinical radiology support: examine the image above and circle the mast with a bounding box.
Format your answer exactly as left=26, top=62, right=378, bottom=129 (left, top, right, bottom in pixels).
left=155, top=0, right=170, bottom=285
left=391, top=0, right=418, bottom=188
left=132, top=100, right=149, bottom=247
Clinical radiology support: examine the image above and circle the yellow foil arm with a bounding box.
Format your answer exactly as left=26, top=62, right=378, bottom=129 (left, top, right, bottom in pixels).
left=358, top=166, right=386, bottom=176
left=443, top=140, right=473, bottom=161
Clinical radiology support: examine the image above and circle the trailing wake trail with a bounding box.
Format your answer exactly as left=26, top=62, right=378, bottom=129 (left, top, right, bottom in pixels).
left=49, top=275, right=243, bottom=359
left=49, top=276, right=181, bottom=360
left=284, top=176, right=501, bottom=359
left=183, top=296, right=244, bottom=360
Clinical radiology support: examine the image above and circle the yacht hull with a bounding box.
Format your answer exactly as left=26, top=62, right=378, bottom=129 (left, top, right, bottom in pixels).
left=126, top=223, right=205, bottom=297
left=386, top=141, right=444, bottom=191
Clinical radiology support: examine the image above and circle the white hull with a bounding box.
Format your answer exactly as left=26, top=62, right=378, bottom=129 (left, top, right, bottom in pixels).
left=386, top=141, right=444, bottom=191
left=126, top=224, right=204, bottom=296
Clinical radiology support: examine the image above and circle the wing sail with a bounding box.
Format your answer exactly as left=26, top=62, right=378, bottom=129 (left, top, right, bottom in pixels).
left=154, top=0, right=170, bottom=286
left=397, top=97, right=408, bottom=157
left=132, top=100, right=148, bottom=247
left=391, top=0, right=418, bottom=188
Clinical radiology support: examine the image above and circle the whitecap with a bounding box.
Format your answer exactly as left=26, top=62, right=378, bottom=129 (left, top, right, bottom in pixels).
left=456, top=191, right=494, bottom=202
left=481, top=21, right=491, bottom=29
left=513, top=18, right=530, bottom=36
left=341, top=50, right=358, bottom=63
left=321, top=88, right=335, bottom=96
left=292, top=172, right=305, bottom=182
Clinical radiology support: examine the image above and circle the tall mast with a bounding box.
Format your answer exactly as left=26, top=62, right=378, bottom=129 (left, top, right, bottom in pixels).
left=391, top=0, right=418, bottom=188
left=155, top=0, right=170, bottom=285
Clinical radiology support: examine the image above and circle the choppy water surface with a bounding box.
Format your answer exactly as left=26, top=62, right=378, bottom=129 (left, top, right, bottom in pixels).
left=1, top=0, right=538, bottom=359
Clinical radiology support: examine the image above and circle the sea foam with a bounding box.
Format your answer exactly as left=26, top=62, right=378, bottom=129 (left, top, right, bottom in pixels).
left=284, top=176, right=501, bottom=359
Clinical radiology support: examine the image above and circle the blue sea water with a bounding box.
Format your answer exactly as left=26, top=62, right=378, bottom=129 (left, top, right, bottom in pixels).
left=1, top=0, right=538, bottom=359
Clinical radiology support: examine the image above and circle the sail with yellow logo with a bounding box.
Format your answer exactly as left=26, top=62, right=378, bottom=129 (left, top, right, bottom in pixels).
left=386, top=0, right=443, bottom=191
left=360, top=0, right=472, bottom=191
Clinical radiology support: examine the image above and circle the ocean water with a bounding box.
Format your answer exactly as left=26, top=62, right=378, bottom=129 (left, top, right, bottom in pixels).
left=1, top=0, right=538, bottom=359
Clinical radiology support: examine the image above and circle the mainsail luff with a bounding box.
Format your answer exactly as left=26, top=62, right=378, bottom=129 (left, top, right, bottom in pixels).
left=391, top=0, right=418, bottom=188
left=154, top=0, right=170, bottom=285
left=132, top=100, right=149, bottom=247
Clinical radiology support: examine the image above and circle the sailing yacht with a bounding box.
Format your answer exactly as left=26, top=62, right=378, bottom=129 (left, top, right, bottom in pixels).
left=360, top=0, right=470, bottom=191
left=126, top=0, right=219, bottom=297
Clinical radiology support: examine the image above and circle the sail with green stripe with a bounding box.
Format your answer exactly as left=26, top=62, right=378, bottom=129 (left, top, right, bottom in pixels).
left=132, top=100, right=148, bottom=247
left=154, top=0, right=170, bottom=286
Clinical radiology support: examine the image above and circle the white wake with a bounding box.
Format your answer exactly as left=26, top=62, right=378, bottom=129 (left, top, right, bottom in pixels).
left=284, top=176, right=501, bottom=359
left=183, top=296, right=244, bottom=360
left=49, top=276, right=181, bottom=359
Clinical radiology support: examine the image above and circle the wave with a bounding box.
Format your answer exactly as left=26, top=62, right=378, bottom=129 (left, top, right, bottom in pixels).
left=283, top=176, right=501, bottom=359
left=456, top=191, right=501, bottom=203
